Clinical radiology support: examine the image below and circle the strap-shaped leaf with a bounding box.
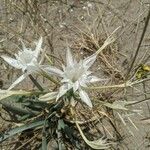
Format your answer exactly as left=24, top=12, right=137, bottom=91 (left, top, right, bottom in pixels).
left=2, top=102, right=37, bottom=116
left=76, top=122, right=110, bottom=149
left=0, top=90, right=31, bottom=101
left=0, top=120, right=45, bottom=142
left=42, top=120, right=48, bottom=150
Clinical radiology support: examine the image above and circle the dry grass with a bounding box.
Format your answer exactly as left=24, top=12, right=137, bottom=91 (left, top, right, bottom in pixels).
left=0, top=0, right=150, bottom=149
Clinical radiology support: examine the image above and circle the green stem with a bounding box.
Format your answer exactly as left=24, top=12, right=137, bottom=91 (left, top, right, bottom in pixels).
left=40, top=70, right=60, bottom=85
left=86, top=77, right=150, bottom=91
left=85, top=82, right=131, bottom=90
left=29, top=75, right=44, bottom=91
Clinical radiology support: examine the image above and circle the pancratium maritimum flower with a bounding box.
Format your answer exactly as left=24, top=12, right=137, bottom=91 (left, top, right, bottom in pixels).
left=1, top=37, right=43, bottom=90
left=43, top=48, right=101, bottom=107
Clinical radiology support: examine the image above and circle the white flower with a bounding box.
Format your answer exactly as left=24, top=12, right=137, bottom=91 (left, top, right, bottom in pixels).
left=1, top=37, right=43, bottom=90
left=43, top=48, right=101, bottom=107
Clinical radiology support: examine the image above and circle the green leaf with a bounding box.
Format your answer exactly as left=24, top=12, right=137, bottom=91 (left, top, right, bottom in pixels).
left=76, top=122, right=110, bottom=149
left=58, top=119, right=65, bottom=130
left=39, top=92, right=57, bottom=101
left=58, top=119, right=78, bottom=147
left=21, top=100, right=51, bottom=111
left=103, top=100, right=138, bottom=111
left=42, top=135, right=47, bottom=150
left=0, top=90, right=31, bottom=101
left=42, top=120, right=48, bottom=150
left=17, top=114, right=31, bottom=121
left=2, top=102, right=37, bottom=116
left=0, top=120, right=45, bottom=142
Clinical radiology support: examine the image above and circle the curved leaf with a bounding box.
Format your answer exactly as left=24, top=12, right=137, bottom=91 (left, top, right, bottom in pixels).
left=76, top=122, right=110, bottom=149
left=0, top=120, right=45, bottom=142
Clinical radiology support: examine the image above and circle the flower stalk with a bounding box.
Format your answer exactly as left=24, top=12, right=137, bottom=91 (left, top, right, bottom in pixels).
left=85, top=81, right=132, bottom=90
left=29, top=75, right=44, bottom=91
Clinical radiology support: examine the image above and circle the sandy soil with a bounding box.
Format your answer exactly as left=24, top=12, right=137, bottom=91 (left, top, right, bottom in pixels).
left=0, top=0, right=150, bottom=149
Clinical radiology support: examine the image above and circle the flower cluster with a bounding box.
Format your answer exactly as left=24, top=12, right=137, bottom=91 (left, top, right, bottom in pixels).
left=1, top=37, right=103, bottom=107
left=1, top=37, right=43, bottom=90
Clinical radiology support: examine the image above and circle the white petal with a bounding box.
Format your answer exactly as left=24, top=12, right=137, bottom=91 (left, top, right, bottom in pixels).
left=88, top=76, right=101, bottom=83
left=66, top=47, right=74, bottom=67
left=21, top=40, right=27, bottom=51
left=85, top=71, right=92, bottom=76
left=73, top=58, right=77, bottom=65
left=1, top=55, right=21, bottom=69
left=79, top=79, right=87, bottom=87
left=79, top=89, right=92, bottom=107
left=34, top=37, right=43, bottom=58
left=56, top=84, right=72, bottom=100
left=39, top=92, right=58, bottom=101
left=26, top=63, right=40, bottom=74
left=73, top=81, right=79, bottom=92
left=62, top=64, right=66, bottom=72
left=83, top=54, right=97, bottom=69
left=61, top=78, right=70, bottom=83
left=42, top=66, right=63, bottom=77
left=8, top=74, right=27, bottom=90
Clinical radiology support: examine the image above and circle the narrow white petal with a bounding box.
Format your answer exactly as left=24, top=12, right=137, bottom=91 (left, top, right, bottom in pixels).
left=43, top=66, right=63, bottom=77
left=61, top=78, right=70, bottom=83
left=8, top=74, right=27, bottom=90
left=21, top=40, right=27, bottom=51
left=56, top=84, right=72, bottom=100
left=79, top=89, right=92, bottom=107
left=39, top=92, right=58, bottom=101
left=73, top=81, right=79, bottom=92
left=34, top=37, right=43, bottom=58
left=62, top=64, right=66, bottom=72
left=73, top=58, right=77, bottom=65
left=79, top=79, right=87, bottom=87
left=85, top=71, right=92, bottom=76
left=88, top=76, right=101, bottom=83
left=66, top=47, right=74, bottom=67
left=1, top=55, right=21, bottom=69
left=83, top=54, right=97, bottom=69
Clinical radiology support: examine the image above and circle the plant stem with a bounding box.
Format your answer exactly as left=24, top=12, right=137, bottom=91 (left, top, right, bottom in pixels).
left=40, top=69, right=60, bottom=85
left=86, top=77, right=150, bottom=90
left=29, top=75, right=44, bottom=91
left=85, top=82, right=131, bottom=90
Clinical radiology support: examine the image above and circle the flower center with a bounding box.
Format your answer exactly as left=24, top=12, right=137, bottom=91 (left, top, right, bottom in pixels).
left=65, top=63, right=85, bottom=83
left=17, top=50, right=36, bottom=65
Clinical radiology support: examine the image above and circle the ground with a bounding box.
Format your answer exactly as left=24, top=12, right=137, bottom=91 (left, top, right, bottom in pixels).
left=0, top=0, right=150, bottom=150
